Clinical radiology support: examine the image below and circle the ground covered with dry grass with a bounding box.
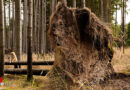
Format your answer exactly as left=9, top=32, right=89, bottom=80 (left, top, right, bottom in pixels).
left=2, top=48, right=130, bottom=90
left=112, top=47, right=130, bottom=74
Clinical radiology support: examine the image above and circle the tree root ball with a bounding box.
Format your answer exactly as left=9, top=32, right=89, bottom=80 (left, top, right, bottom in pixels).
left=43, top=2, right=119, bottom=90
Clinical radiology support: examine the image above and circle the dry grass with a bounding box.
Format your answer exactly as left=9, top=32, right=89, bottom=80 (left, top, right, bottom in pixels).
left=2, top=48, right=130, bottom=90
left=2, top=74, right=46, bottom=90
left=112, top=47, right=130, bottom=74
left=5, top=52, right=54, bottom=62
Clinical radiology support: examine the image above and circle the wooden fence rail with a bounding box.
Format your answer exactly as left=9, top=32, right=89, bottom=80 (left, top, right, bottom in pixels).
left=4, top=61, right=54, bottom=65
left=4, top=69, right=49, bottom=76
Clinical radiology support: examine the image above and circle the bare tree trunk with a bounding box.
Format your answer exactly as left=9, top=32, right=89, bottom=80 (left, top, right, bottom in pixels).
left=41, top=0, right=46, bottom=54
left=102, top=0, right=111, bottom=23
left=51, top=0, right=56, bottom=13
left=23, top=0, right=28, bottom=53
left=115, top=4, right=117, bottom=37
left=39, top=0, right=42, bottom=54
left=82, top=0, right=86, bottom=8
left=4, top=1, right=7, bottom=49
left=15, top=0, right=22, bottom=64
left=122, top=0, right=125, bottom=53
left=106, top=0, right=111, bottom=23
left=27, top=0, right=33, bottom=81
left=12, top=0, right=15, bottom=51
left=0, top=0, right=5, bottom=77
left=8, top=0, right=11, bottom=49
left=32, top=0, right=37, bottom=53
left=36, top=0, right=39, bottom=54
left=99, top=0, right=104, bottom=20
left=73, top=0, right=76, bottom=8
left=32, top=0, right=34, bottom=53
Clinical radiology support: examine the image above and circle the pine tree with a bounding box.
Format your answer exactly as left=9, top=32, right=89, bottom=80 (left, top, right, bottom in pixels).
left=27, top=0, right=33, bottom=81
left=0, top=0, right=5, bottom=77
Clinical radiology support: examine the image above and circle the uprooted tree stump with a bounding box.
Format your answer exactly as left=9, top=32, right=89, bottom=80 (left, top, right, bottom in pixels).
left=42, top=2, right=130, bottom=90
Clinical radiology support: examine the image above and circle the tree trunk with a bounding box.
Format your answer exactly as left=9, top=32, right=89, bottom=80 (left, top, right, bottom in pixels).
left=32, top=0, right=37, bottom=53
left=51, top=0, right=56, bottom=13
left=99, top=0, right=104, bottom=20
left=107, top=0, right=111, bottom=23
left=82, top=0, right=86, bottom=8
left=4, top=1, right=7, bottom=49
left=0, top=0, right=5, bottom=77
left=122, top=0, right=125, bottom=53
left=32, top=0, right=35, bottom=53
left=73, top=0, right=76, bottom=8
left=41, top=0, right=47, bottom=54
left=39, top=0, right=42, bottom=54
left=115, top=4, right=117, bottom=37
left=8, top=0, right=11, bottom=49
left=23, top=0, right=28, bottom=53
left=36, top=0, right=39, bottom=54
left=12, top=0, right=15, bottom=51
left=15, top=0, right=22, bottom=64
left=27, top=0, right=33, bottom=81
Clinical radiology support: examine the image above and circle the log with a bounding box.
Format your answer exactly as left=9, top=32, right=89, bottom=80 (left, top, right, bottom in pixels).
left=4, top=68, right=49, bottom=76
left=4, top=61, right=54, bottom=65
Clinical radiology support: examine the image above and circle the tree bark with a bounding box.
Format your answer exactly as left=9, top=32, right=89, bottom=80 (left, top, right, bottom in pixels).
left=73, top=0, right=76, bottom=8
left=51, top=0, right=56, bottom=13
left=15, top=0, right=22, bottom=63
left=36, top=0, right=39, bottom=54
left=27, top=0, right=33, bottom=81
left=122, top=0, right=125, bottom=53
left=32, top=0, right=35, bottom=53
left=115, top=4, right=117, bottom=37
left=39, top=0, right=42, bottom=54
left=82, top=0, right=86, bottom=8
left=23, top=0, right=28, bottom=53
left=99, top=0, right=104, bottom=20
left=32, top=0, right=37, bottom=53
left=12, top=0, right=15, bottom=51
left=0, top=0, right=5, bottom=77
left=8, top=0, right=11, bottom=49
left=4, top=1, right=7, bottom=49
left=41, top=0, right=47, bottom=54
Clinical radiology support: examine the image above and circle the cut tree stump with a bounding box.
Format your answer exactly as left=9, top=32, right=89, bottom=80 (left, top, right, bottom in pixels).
left=4, top=68, right=49, bottom=76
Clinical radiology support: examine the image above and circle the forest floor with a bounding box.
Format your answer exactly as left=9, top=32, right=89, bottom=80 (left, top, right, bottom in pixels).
left=1, top=48, right=130, bottom=90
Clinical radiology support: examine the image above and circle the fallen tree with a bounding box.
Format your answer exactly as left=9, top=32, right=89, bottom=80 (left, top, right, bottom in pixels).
left=42, top=2, right=130, bottom=90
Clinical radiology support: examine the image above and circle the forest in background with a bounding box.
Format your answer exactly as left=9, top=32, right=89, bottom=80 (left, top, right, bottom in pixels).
left=2, top=0, right=130, bottom=57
